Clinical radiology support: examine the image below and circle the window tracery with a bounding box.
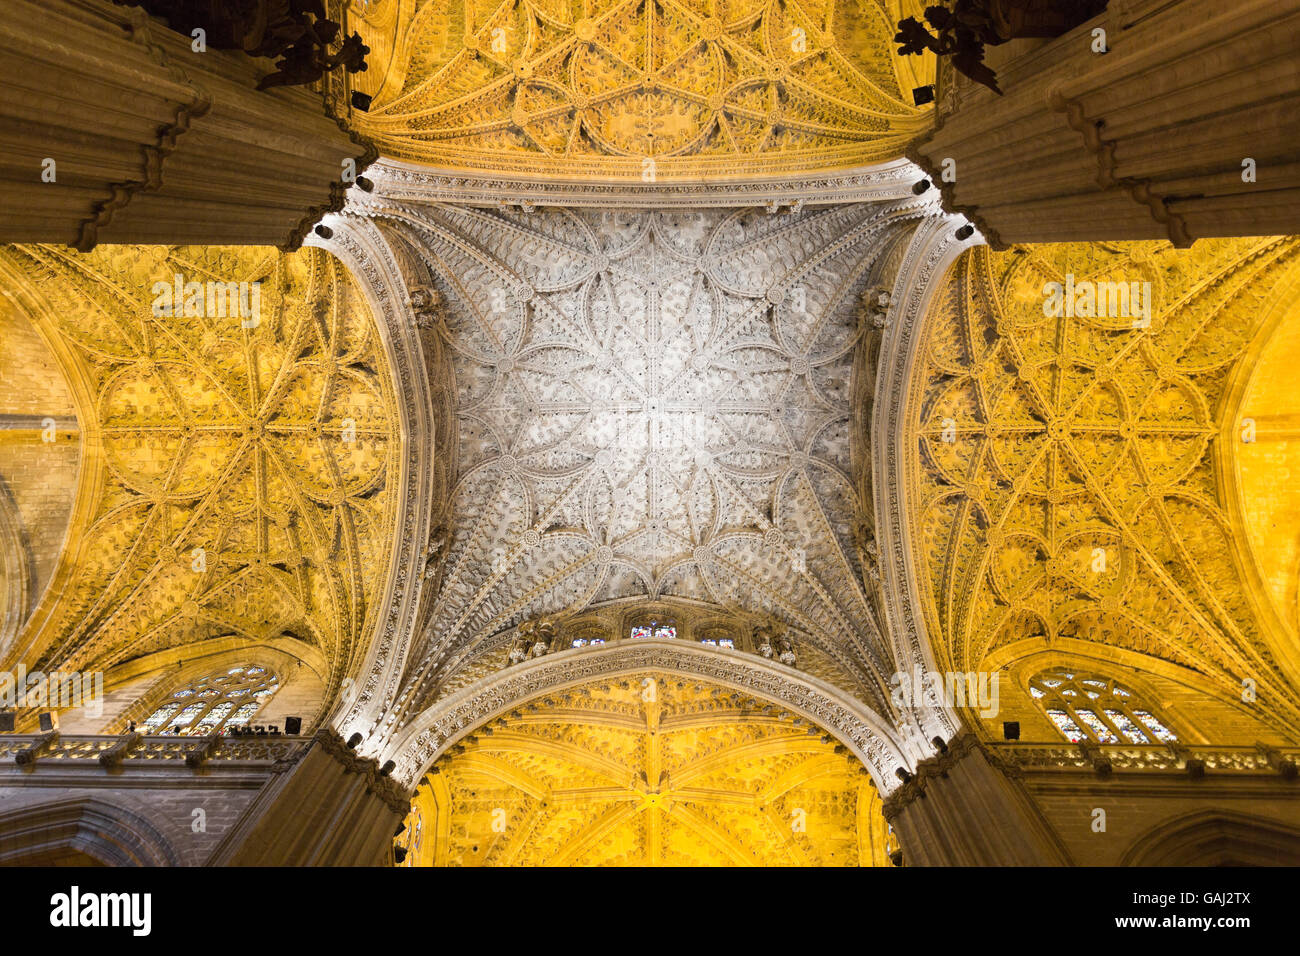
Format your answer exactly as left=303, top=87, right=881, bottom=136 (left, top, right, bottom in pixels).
left=141, top=666, right=280, bottom=735
left=1028, top=669, right=1177, bottom=744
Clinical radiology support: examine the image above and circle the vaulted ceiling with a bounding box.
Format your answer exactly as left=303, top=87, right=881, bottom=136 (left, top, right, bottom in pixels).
left=909, top=237, right=1300, bottom=734
left=396, top=672, right=891, bottom=865
left=348, top=0, right=933, bottom=179
left=0, top=244, right=400, bottom=707
left=0, top=0, right=1294, bottom=837
left=370, top=200, right=920, bottom=719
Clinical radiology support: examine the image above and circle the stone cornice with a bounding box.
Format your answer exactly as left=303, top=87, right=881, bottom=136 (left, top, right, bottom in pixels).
left=359, top=158, right=925, bottom=209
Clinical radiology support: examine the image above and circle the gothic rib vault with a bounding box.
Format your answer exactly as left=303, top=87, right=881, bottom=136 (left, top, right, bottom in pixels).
left=395, top=673, right=893, bottom=866
left=909, top=238, right=1300, bottom=737
left=0, top=244, right=401, bottom=721
left=348, top=0, right=933, bottom=180
left=345, top=198, right=926, bottom=736
left=3, top=0, right=1300, bottom=871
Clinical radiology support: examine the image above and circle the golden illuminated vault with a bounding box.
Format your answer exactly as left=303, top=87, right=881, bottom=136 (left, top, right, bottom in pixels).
left=0, top=244, right=400, bottom=707
left=0, top=0, right=1298, bottom=872
left=910, top=238, right=1300, bottom=733
left=396, top=673, right=892, bottom=865
left=351, top=0, right=933, bottom=179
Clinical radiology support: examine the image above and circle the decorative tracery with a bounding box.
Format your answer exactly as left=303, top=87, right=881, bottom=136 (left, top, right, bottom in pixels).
left=141, top=665, right=280, bottom=735
left=398, top=673, right=891, bottom=866
left=630, top=621, right=677, bottom=640
left=352, top=0, right=933, bottom=180
left=1028, top=668, right=1177, bottom=745
left=0, top=244, right=401, bottom=697
left=910, top=238, right=1300, bottom=731
left=385, top=202, right=905, bottom=717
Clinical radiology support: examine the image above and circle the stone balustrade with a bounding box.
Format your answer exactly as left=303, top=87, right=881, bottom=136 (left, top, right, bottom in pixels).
left=993, top=742, right=1300, bottom=776
left=0, top=733, right=309, bottom=769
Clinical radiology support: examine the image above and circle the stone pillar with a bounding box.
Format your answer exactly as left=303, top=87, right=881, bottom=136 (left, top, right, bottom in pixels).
left=211, top=730, right=407, bottom=866
left=882, top=733, right=1072, bottom=866
left=0, top=0, right=375, bottom=250
left=909, top=0, right=1300, bottom=247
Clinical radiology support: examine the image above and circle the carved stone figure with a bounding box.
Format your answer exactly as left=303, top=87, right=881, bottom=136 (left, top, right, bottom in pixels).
left=860, top=287, right=892, bottom=331
left=423, top=523, right=450, bottom=580
left=410, top=286, right=444, bottom=330
left=775, top=634, right=798, bottom=668
left=529, top=619, right=556, bottom=658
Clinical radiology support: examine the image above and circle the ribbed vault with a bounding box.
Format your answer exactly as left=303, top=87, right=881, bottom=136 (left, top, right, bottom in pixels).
left=0, top=244, right=401, bottom=711
left=346, top=0, right=934, bottom=180
left=356, top=199, right=922, bottom=727
left=908, top=237, right=1300, bottom=735
left=395, top=670, right=893, bottom=865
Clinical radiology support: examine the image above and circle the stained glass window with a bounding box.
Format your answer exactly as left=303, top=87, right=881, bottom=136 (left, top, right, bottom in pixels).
left=1045, top=709, right=1086, bottom=742
left=1133, top=710, right=1178, bottom=742
left=141, top=665, right=280, bottom=735
left=1030, top=669, right=1178, bottom=745
left=630, top=622, right=675, bottom=640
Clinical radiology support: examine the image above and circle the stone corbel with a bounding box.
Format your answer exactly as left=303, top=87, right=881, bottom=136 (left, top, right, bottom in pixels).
left=13, top=731, right=58, bottom=766
left=1256, top=743, right=1300, bottom=780
left=1077, top=738, right=1113, bottom=777
left=1168, top=744, right=1206, bottom=779
left=183, top=733, right=220, bottom=769
left=99, top=731, right=143, bottom=768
